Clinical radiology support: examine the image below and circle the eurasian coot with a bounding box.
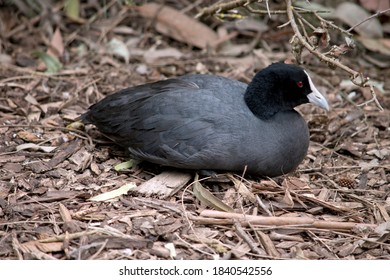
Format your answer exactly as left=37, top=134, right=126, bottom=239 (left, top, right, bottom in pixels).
left=80, top=62, right=329, bottom=177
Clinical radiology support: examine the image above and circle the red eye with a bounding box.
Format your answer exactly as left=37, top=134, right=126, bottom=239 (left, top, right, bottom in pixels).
left=297, top=81, right=303, bottom=88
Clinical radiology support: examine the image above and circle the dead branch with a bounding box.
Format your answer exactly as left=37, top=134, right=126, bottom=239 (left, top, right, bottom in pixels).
left=195, top=0, right=385, bottom=110
left=196, top=0, right=261, bottom=18
left=285, top=1, right=362, bottom=81
left=199, top=210, right=377, bottom=231
left=284, top=0, right=384, bottom=110
left=234, top=220, right=265, bottom=255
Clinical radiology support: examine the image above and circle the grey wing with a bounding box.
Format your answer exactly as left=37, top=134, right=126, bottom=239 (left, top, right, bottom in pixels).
left=80, top=78, right=199, bottom=142
left=81, top=78, right=220, bottom=166
left=126, top=92, right=231, bottom=168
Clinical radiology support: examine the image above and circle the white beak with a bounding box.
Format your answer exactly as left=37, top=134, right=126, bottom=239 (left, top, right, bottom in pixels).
left=304, top=70, right=330, bottom=111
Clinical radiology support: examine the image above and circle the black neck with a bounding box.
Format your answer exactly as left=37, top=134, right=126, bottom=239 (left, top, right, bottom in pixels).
left=244, top=72, right=283, bottom=120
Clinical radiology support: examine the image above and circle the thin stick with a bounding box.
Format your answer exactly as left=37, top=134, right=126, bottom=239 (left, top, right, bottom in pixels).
left=0, top=124, right=94, bottom=147
left=200, top=210, right=376, bottom=231
left=285, top=0, right=363, bottom=83
left=347, top=8, right=390, bottom=33
left=196, top=0, right=260, bottom=18
left=234, top=220, right=265, bottom=255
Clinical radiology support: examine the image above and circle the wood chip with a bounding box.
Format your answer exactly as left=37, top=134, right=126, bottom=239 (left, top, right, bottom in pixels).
left=135, top=171, right=191, bottom=198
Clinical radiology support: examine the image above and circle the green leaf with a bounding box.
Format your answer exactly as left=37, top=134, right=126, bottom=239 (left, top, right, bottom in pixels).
left=32, top=51, right=62, bottom=74
left=65, top=0, right=80, bottom=19
left=114, top=159, right=138, bottom=171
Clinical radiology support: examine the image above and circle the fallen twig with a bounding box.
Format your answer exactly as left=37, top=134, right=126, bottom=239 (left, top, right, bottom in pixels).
left=199, top=210, right=376, bottom=231
left=195, top=0, right=260, bottom=18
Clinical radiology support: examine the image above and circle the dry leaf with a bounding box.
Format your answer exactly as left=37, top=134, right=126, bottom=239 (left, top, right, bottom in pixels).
left=24, top=93, right=40, bottom=106
left=257, top=231, right=281, bottom=257
left=282, top=177, right=310, bottom=191
left=17, top=131, right=41, bottom=142
left=59, top=203, right=72, bottom=222
left=357, top=37, right=390, bottom=56
left=107, top=38, right=130, bottom=63
left=359, top=159, right=379, bottom=171
left=193, top=175, right=234, bottom=212
left=21, top=240, right=63, bottom=253
left=16, top=143, right=56, bottom=153
left=226, top=18, right=269, bottom=33
left=334, top=2, right=383, bottom=38
left=136, top=3, right=218, bottom=49
left=229, top=175, right=256, bottom=203
left=90, top=161, right=101, bottom=175
left=48, top=27, right=64, bottom=58
left=35, top=242, right=64, bottom=253
left=359, top=0, right=390, bottom=11
left=282, top=187, right=294, bottom=208
left=231, top=243, right=251, bottom=258
left=164, top=243, right=177, bottom=258
left=143, top=48, right=183, bottom=64
left=89, top=182, right=136, bottom=202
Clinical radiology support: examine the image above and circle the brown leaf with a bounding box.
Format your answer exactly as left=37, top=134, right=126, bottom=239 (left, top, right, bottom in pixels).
left=193, top=175, right=234, bottom=212
left=359, top=0, right=390, bottom=11
left=17, top=131, right=41, bottom=142
left=337, top=142, right=364, bottom=157
left=282, top=177, right=310, bottom=191
left=229, top=175, right=256, bottom=203
left=21, top=240, right=63, bottom=253
left=47, top=27, right=64, bottom=58
left=282, top=187, right=294, bottom=207
left=143, top=48, right=183, bottom=64
left=136, top=3, right=218, bottom=49
left=35, top=242, right=64, bottom=253
left=257, top=231, right=281, bottom=258
left=334, top=2, right=383, bottom=38
left=357, top=37, right=390, bottom=56
left=59, top=203, right=72, bottom=222
left=16, top=143, right=57, bottom=153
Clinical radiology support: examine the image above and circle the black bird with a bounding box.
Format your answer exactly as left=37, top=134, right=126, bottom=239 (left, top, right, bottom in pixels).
left=80, top=63, right=329, bottom=177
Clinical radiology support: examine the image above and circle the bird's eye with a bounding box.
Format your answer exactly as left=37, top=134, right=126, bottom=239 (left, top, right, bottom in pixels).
left=297, top=81, right=303, bottom=88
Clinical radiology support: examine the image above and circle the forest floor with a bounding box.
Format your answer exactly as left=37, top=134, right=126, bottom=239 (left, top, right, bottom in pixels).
left=0, top=1, right=389, bottom=259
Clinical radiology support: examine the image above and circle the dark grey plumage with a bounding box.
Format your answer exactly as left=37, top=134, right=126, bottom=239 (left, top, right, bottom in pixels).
left=80, top=63, right=329, bottom=177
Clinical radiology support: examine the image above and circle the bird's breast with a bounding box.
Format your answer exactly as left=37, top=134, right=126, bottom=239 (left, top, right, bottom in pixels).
left=242, top=111, right=310, bottom=176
